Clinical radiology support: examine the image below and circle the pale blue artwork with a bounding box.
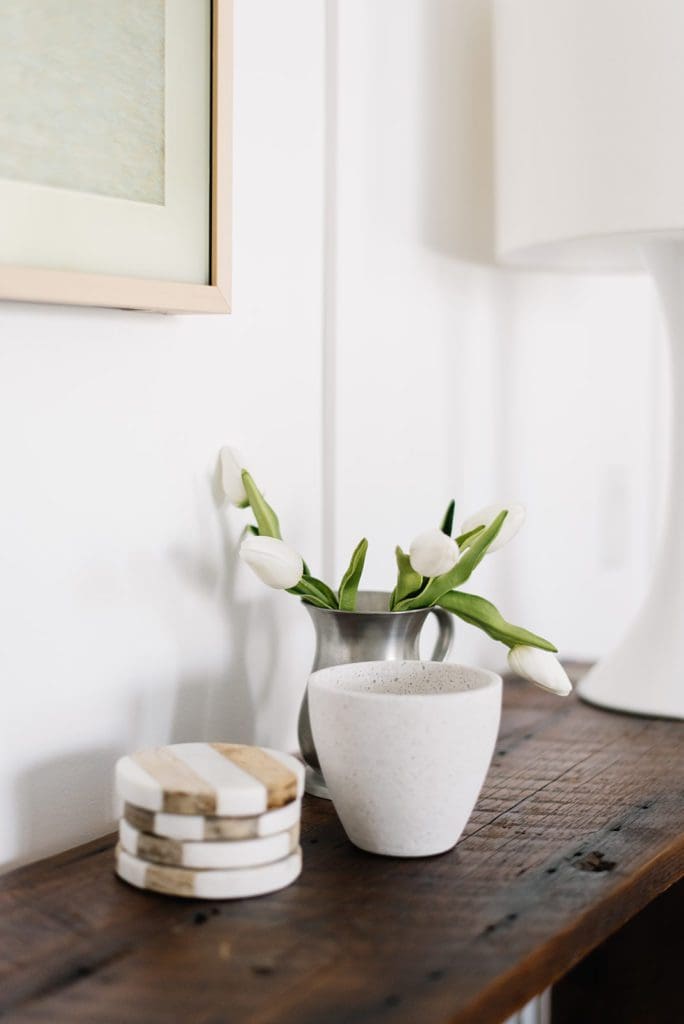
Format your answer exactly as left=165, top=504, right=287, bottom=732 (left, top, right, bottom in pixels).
left=0, top=0, right=165, bottom=204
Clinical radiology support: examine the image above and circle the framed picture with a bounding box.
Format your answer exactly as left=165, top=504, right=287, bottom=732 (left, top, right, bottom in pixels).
left=0, top=0, right=232, bottom=314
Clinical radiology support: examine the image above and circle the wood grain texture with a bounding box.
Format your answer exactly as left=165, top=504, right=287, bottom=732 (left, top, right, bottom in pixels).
left=123, top=799, right=302, bottom=841
left=115, top=846, right=303, bottom=900
left=1, top=669, right=683, bottom=1023
left=553, top=878, right=684, bottom=1023
left=133, top=749, right=217, bottom=815
left=119, top=820, right=301, bottom=870
left=122, top=804, right=163, bottom=835
left=143, top=860, right=196, bottom=899
left=211, top=744, right=299, bottom=809
left=120, top=744, right=302, bottom=816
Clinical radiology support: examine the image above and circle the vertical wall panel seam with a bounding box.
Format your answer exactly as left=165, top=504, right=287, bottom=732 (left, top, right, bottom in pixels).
left=321, top=0, right=339, bottom=581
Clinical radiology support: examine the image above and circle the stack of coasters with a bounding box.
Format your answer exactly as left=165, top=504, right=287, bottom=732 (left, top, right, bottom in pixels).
left=114, top=742, right=304, bottom=899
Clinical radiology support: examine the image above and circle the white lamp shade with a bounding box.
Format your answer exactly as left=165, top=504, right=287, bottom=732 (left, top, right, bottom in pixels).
left=494, top=0, right=684, bottom=271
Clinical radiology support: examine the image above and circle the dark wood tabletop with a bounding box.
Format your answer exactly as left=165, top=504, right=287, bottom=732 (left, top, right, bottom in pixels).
left=2, top=670, right=683, bottom=1024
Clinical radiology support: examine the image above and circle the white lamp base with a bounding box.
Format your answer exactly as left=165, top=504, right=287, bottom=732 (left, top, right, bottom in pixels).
left=577, top=629, right=684, bottom=720
left=577, top=242, right=684, bottom=720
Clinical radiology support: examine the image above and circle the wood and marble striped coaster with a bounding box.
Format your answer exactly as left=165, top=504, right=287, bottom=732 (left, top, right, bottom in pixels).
left=115, top=844, right=302, bottom=899
left=123, top=798, right=302, bottom=841
left=115, top=743, right=304, bottom=816
left=119, top=818, right=300, bottom=869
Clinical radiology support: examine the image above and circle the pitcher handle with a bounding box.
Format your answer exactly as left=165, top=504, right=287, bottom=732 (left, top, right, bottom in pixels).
left=428, top=606, right=455, bottom=661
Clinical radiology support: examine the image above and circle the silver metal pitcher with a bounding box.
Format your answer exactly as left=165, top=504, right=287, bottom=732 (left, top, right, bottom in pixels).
left=298, top=590, right=455, bottom=797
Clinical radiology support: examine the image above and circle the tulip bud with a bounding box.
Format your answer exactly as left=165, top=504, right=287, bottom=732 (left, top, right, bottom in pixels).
left=460, top=503, right=526, bottom=553
left=240, top=535, right=304, bottom=590
left=219, top=446, right=248, bottom=507
left=409, top=528, right=459, bottom=578
left=507, top=646, right=572, bottom=696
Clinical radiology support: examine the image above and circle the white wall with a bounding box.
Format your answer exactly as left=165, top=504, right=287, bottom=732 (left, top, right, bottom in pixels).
left=0, top=0, right=325, bottom=869
left=332, top=0, right=663, bottom=670
left=0, top=0, right=665, bottom=870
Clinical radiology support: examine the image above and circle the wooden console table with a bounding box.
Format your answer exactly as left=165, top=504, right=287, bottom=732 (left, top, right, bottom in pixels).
left=2, top=672, right=683, bottom=1023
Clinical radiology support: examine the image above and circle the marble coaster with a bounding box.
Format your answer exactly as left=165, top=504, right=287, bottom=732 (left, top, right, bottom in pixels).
left=115, top=743, right=304, bottom=816
left=115, top=844, right=302, bottom=899
left=119, top=818, right=300, bottom=869
left=123, top=798, right=302, bottom=841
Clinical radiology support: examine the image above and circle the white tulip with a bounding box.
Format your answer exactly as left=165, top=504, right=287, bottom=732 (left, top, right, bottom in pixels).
left=219, top=446, right=248, bottom=506
left=409, top=528, right=459, bottom=578
left=459, top=503, right=526, bottom=553
left=507, top=646, right=572, bottom=696
left=240, top=535, right=304, bottom=590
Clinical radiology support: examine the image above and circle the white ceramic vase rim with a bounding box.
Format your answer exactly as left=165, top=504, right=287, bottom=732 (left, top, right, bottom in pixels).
left=308, top=660, right=501, bottom=702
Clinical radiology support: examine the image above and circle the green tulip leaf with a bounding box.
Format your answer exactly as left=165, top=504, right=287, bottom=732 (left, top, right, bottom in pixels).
left=455, top=523, right=485, bottom=549
left=293, top=591, right=333, bottom=609
left=296, top=594, right=331, bottom=609
left=289, top=574, right=339, bottom=609
left=437, top=590, right=557, bottom=652
left=440, top=499, right=456, bottom=537
left=241, top=471, right=282, bottom=539
left=338, top=538, right=368, bottom=612
left=397, top=510, right=508, bottom=610
left=304, top=575, right=340, bottom=608
left=390, top=546, right=424, bottom=610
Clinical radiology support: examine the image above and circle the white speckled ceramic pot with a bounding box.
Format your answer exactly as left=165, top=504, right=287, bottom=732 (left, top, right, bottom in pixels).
left=308, top=660, right=502, bottom=858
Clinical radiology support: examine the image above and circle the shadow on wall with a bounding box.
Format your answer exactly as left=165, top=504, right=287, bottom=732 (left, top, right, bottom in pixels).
left=154, top=461, right=285, bottom=748
left=4, top=466, right=288, bottom=872
left=9, top=746, right=122, bottom=872
left=420, top=0, right=494, bottom=263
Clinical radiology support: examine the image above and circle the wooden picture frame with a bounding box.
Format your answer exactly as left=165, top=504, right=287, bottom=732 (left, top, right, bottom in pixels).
left=0, top=0, right=232, bottom=315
